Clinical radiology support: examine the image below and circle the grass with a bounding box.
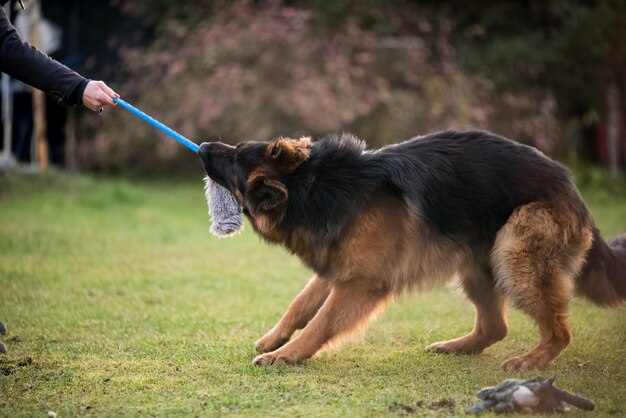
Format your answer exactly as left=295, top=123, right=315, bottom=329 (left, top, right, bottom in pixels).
left=0, top=169, right=625, bottom=417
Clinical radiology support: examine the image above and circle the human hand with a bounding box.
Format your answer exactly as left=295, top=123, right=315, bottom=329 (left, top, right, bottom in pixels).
left=82, top=80, right=120, bottom=112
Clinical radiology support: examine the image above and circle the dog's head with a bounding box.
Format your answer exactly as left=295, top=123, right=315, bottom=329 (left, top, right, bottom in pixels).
left=198, top=137, right=312, bottom=234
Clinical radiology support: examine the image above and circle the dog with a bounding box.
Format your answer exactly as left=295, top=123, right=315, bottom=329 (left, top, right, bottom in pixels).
left=199, top=130, right=626, bottom=371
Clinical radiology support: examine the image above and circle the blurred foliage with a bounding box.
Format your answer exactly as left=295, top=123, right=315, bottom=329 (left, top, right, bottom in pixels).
left=572, top=163, right=625, bottom=195
left=81, top=0, right=623, bottom=173
left=452, top=0, right=625, bottom=121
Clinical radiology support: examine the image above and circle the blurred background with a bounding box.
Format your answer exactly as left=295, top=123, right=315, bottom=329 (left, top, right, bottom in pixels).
left=0, top=0, right=624, bottom=175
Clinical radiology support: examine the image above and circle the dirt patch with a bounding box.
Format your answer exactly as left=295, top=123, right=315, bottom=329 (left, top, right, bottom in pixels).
left=390, top=398, right=456, bottom=414
left=0, top=356, right=34, bottom=376
left=427, top=398, right=455, bottom=410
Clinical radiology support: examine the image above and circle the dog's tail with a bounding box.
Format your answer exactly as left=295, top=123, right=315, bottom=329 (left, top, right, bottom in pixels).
left=577, top=229, right=626, bottom=306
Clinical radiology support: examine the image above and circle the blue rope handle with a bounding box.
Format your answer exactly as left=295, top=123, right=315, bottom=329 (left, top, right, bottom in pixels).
left=113, top=97, right=200, bottom=153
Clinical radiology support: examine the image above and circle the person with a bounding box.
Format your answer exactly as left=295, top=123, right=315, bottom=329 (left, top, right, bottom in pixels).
left=0, top=1, right=119, bottom=112
left=0, top=2, right=119, bottom=353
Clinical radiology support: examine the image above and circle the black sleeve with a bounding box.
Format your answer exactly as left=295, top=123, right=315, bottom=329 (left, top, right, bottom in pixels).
left=0, top=6, right=88, bottom=107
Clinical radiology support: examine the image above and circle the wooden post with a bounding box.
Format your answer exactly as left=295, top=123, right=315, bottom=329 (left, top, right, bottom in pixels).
left=65, top=109, right=78, bottom=172
left=27, top=0, right=49, bottom=170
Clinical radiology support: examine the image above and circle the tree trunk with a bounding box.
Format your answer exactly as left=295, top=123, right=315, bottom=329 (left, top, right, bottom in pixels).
left=606, top=82, right=621, bottom=175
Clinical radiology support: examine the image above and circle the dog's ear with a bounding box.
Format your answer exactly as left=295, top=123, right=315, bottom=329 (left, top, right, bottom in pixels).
left=245, top=176, right=288, bottom=233
left=266, top=137, right=311, bottom=173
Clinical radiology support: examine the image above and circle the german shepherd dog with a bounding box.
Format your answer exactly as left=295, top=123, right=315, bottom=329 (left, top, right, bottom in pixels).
left=199, top=130, right=626, bottom=371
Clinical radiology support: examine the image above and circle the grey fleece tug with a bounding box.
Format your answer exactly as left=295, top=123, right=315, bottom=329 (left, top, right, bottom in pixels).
left=204, top=176, right=244, bottom=237
left=112, top=97, right=243, bottom=237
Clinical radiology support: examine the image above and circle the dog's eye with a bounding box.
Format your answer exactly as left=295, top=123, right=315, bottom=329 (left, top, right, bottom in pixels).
left=271, top=143, right=281, bottom=159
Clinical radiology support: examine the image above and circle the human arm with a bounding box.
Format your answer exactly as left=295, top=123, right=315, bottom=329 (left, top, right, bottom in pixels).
left=0, top=6, right=117, bottom=109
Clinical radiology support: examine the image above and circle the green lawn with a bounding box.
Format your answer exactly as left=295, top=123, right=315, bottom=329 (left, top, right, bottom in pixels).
left=1, top=170, right=625, bottom=417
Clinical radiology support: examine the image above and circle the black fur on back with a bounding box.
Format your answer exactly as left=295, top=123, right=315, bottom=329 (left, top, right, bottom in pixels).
left=280, top=130, right=580, bottom=244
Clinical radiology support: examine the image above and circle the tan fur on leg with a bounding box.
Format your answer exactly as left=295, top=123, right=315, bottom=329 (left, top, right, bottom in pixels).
left=253, top=279, right=392, bottom=366
left=255, top=275, right=330, bottom=353
left=492, top=202, right=593, bottom=371
left=428, top=264, right=508, bottom=354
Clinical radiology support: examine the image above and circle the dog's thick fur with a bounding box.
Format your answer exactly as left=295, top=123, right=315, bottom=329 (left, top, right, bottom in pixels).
left=199, top=130, right=626, bottom=371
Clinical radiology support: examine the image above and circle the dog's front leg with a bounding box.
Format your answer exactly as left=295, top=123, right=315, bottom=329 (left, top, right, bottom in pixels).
left=253, top=278, right=392, bottom=366
left=255, top=275, right=330, bottom=353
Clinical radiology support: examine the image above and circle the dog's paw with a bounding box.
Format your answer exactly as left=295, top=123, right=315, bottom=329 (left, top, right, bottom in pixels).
left=425, top=339, right=485, bottom=355
left=501, top=354, right=551, bottom=372
left=252, top=351, right=299, bottom=367
left=425, top=341, right=456, bottom=354
left=426, top=340, right=480, bottom=354
left=255, top=332, right=289, bottom=353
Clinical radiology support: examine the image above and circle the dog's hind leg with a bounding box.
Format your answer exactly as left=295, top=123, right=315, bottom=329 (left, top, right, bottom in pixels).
left=253, top=278, right=392, bottom=366
left=492, top=202, right=593, bottom=371
left=427, top=265, right=508, bottom=354
left=255, top=275, right=330, bottom=353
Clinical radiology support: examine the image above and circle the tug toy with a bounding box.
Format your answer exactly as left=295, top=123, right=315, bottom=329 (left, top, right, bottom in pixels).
left=467, top=376, right=595, bottom=414
left=113, top=98, right=243, bottom=237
